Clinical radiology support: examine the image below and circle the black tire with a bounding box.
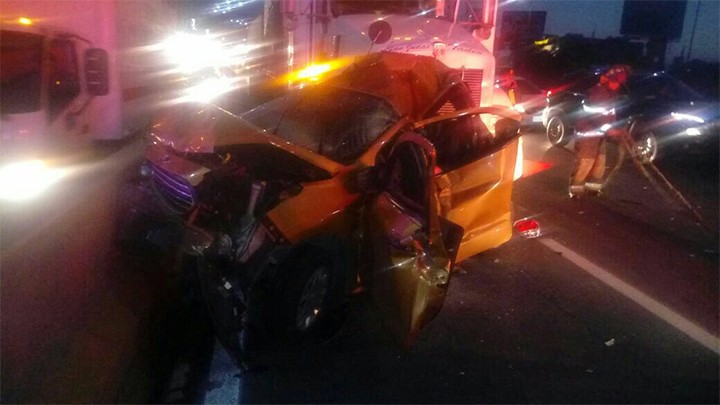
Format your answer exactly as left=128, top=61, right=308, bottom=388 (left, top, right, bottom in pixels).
left=546, top=115, right=572, bottom=146
left=274, top=242, right=348, bottom=345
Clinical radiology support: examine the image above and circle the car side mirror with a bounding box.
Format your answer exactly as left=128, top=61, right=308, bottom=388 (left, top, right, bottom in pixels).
left=85, top=48, right=109, bottom=96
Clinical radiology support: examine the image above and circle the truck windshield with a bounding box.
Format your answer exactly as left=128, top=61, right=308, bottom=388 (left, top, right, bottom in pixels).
left=331, top=0, right=481, bottom=24
left=1, top=31, right=43, bottom=114
left=331, top=0, right=435, bottom=15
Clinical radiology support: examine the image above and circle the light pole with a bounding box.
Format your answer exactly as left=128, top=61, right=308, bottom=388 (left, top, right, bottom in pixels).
left=686, top=0, right=701, bottom=62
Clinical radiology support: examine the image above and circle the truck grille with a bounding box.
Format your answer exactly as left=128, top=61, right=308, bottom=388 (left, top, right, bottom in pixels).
left=150, top=163, right=196, bottom=214
left=461, top=68, right=483, bottom=106
left=439, top=68, right=484, bottom=114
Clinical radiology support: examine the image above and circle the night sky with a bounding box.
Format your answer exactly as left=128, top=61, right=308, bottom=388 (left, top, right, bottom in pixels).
left=500, top=0, right=719, bottom=63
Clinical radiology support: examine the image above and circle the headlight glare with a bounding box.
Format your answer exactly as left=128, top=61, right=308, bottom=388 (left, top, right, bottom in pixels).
left=183, top=76, right=235, bottom=103
left=162, top=33, right=226, bottom=74
left=672, top=112, right=705, bottom=123
left=0, top=160, right=67, bottom=201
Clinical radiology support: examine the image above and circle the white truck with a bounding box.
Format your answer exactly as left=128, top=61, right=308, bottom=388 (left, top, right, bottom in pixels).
left=202, top=0, right=523, bottom=177
left=239, top=0, right=503, bottom=107
left=278, top=0, right=501, bottom=104
left=0, top=1, right=180, bottom=200
left=0, top=1, right=182, bottom=144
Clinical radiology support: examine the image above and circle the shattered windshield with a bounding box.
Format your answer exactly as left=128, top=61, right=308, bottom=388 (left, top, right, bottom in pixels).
left=242, top=86, right=398, bottom=164
left=1, top=30, right=43, bottom=114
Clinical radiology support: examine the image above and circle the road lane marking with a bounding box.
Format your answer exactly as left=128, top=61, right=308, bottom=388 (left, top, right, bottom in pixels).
left=539, top=237, right=720, bottom=355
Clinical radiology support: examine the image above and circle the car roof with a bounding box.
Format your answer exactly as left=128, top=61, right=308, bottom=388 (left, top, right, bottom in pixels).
left=326, top=51, right=461, bottom=120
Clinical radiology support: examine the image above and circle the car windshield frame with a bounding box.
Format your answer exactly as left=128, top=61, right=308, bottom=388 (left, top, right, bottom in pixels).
left=1, top=30, right=44, bottom=114
left=241, top=86, right=400, bottom=165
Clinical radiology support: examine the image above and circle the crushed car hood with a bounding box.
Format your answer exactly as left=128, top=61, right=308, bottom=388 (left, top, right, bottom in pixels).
left=150, top=102, right=346, bottom=175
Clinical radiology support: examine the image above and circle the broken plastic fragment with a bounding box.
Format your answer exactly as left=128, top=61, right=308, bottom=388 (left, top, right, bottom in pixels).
left=513, top=217, right=541, bottom=238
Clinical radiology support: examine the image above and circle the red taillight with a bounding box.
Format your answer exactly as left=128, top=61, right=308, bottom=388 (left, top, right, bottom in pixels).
left=513, top=217, right=541, bottom=238
left=522, top=160, right=552, bottom=178
left=546, top=90, right=553, bottom=97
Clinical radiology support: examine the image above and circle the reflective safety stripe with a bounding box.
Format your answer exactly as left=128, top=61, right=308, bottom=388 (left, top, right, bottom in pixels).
left=568, top=185, right=585, bottom=197
left=585, top=182, right=603, bottom=191
left=583, top=104, right=615, bottom=115
left=576, top=130, right=606, bottom=138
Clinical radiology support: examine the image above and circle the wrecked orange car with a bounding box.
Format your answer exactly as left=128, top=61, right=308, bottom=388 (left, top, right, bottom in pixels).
left=142, top=52, right=524, bottom=364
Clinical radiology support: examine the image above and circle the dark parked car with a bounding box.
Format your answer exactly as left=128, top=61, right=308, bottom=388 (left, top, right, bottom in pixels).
left=542, top=70, right=720, bottom=163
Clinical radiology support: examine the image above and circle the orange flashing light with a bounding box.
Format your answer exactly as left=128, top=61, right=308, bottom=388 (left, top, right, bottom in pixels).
left=286, top=58, right=351, bottom=86
left=18, top=17, right=33, bottom=25
left=296, top=63, right=332, bottom=80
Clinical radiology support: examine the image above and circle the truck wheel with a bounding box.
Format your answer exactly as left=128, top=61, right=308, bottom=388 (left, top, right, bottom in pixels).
left=546, top=115, right=571, bottom=146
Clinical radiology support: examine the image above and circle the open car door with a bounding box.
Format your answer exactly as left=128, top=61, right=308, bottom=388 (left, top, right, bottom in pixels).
left=365, top=133, right=463, bottom=346
left=415, top=83, right=522, bottom=263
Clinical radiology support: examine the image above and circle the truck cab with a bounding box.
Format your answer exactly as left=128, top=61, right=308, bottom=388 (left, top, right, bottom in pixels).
left=1, top=21, right=109, bottom=151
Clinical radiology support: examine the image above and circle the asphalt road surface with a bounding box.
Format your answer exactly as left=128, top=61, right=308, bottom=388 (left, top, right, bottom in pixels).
left=0, top=128, right=717, bottom=403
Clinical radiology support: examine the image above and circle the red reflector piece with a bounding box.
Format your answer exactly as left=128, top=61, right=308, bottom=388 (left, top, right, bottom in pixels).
left=522, top=160, right=552, bottom=178
left=513, top=217, right=541, bottom=238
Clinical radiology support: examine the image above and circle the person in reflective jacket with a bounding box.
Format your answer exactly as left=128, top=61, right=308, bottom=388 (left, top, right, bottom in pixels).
left=569, top=64, right=631, bottom=198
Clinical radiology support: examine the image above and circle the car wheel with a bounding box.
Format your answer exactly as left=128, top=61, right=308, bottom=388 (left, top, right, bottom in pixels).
left=634, top=131, right=659, bottom=164
left=546, top=115, right=571, bottom=146
left=276, top=245, right=347, bottom=344
left=295, top=263, right=330, bottom=330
